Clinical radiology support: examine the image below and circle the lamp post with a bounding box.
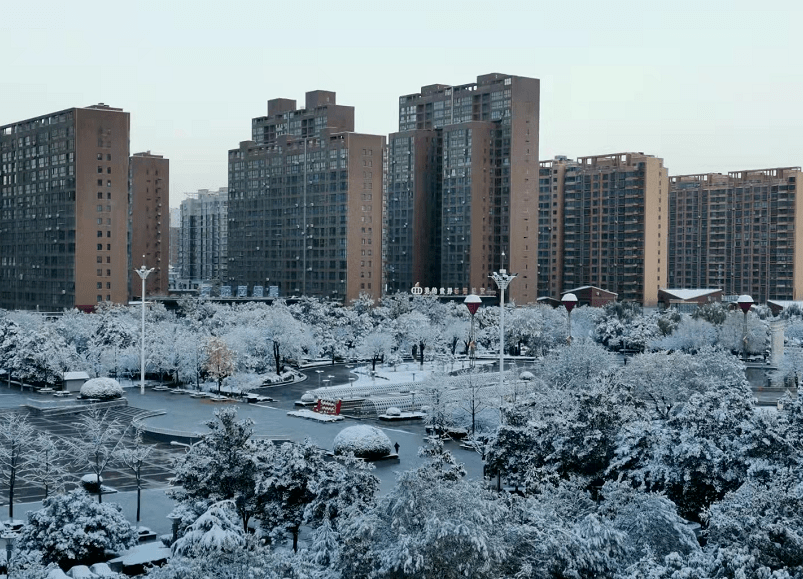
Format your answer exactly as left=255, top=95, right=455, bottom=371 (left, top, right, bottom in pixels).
left=1, top=531, right=16, bottom=574
left=562, top=293, right=578, bottom=344
left=490, top=267, right=517, bottom=393
left=464, top=294, right=481, bottom=369
left=737, top=294, right=754, bottom=359
left=315, top=369, right=324, bottom=387
left=134, top=257, right=154, bottom=395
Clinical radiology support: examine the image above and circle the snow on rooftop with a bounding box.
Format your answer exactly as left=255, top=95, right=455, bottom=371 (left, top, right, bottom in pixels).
left=660, top=288, right=721, bottom=300
left=64, top=372, right=90, bottom=380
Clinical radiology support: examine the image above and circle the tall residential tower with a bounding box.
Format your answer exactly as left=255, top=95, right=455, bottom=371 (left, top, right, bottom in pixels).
left=386, top=73, right=540, bottom=303
left=0, top=104, right=130, bottom=311
left=227, top=91, right=385, bottom=302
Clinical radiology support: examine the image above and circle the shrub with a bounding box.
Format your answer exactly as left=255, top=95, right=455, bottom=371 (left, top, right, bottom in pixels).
left=17, top=490, right=137, bottom=569
left=79, top=378, right=123, bottom=400
left=333, top=425, right=393, bottom=460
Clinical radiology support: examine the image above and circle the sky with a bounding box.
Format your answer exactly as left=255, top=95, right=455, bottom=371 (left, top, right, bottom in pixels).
left=2, top=0, right=802, bottom=208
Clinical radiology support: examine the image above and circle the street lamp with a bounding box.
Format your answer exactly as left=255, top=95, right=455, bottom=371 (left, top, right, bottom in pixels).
left=1, top=531, right=16, bottom=574
left=490, top=266, right=517, bottom=393
left=464, top=294, right=481, bottom=369
left=134, top=257, right=155, bottom=395
left=561, top=293, right=578, bottom=344
left=315, top=369, right=324, bottom=387
left=737, top=294, right=754, bottom=359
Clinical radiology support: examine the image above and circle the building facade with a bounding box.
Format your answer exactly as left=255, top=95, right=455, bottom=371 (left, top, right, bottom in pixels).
left=227, top=91, right=385, bottom=302
left=669, top=167, right=803, bottom=302
left=129, top=152, right=169, bottom=298
left=179, top=188, right=228, bottom=284
left=0, top=104, right=130, bottom=311
left=539, top=153, right=668, bottom=306
left=386, top=73, right=540, bottom=303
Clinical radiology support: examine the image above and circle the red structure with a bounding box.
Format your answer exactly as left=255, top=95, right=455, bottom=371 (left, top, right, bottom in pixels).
left=315, top=399, right=342, bottom=415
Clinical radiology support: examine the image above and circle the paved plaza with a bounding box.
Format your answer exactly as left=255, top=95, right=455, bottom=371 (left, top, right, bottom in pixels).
left=0, top=362, right=488, bottom=536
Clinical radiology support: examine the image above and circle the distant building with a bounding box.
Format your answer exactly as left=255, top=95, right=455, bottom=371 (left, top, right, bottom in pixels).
left=669, top=167, right=803, bottom=302
left=169, top=207, right=180, bottom=269
left=129, top=152, right=169, bottom=298
left=540, top=153, right=669, bottom=306
left=386, top=73, right=540, bottom=303
left=561, top=286, right=618, bottom=308
left=657, top=288, right=723, bottom=310
left=0, top=104, right=130, bottom=311
left=179, top=188, right=228, bottom=285
left=227, top=91, right=385, bottom=302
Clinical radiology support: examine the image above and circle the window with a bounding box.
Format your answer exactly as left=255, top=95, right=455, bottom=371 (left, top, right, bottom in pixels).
left=98, top=166, right=103, bottom=173
left=97, top=295, right=102, bottom=302
left=107, top=244, right=110, bottom=250
left=98, top=192, right=103, bottom=199
left=106, top=231, right=111, bottom=238
left=97, top=205, right=103, bottom=212
left=106, top=180, right=111, bottom=187
left=97, top=218, right=102, bottom=224
left=97, top=269, right=103, bottom=276
left=106, top=295, right=110, bottom=301
left=106, top=256, right=110, bottom=263
left=97, top=256, right=102, bottom=263
left=107, top=192, right=111, bottom=199
left=106, top=154, right=111, bottom=161
left=107, top=167, right=111, bottom=174
left=97, top=282, right=102, bottom=289
left=106, top=269, right=111, bottom=276
left=97, top=244, right=103, bottom=250
left=97, top=179, right=103, bottom=186
left=97, top=154, right=103, bottom=160
left=106, top=282, right=111, bottom=289
left=97, top=231, right=102, bottom=237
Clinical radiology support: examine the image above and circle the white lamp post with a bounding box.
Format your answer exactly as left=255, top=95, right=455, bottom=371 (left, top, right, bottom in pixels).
left=464, top=294, right=481, bottom=369
left=134, top=257, right=154, bottom=395
left=490, top=266, right=517, bottom=393
left=561, top=293, right=578, bottom=344
left=737, top=294, right=754, bottom=359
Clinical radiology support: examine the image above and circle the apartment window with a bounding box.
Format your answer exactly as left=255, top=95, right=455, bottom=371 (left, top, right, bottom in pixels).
left=106, top=294, right=110, bottom=301
left=107, top=180, right=111, bottom=187
left=106, top=282, right=111, bottom=289
left=97, top=282, right=102, bottom=289
left=107, top=244, right=111, bottom=250
left=97, top=179, right=103, bottom=186
left=97, top=154, right=103, bottom=160
left=97, top=244, right=103, bottom=250
left=97, top=269, right=102, bottom=276
left=107, top=231, right=111, bottom=238
left=97, top=295, right=102, bottom=302
left=98, top=166, right=103, bottom=173
left=106, top=256, right=110, bottom=263
left=98, top=192, right=103, bottom=199
left=106, top=154, right=111, bottom=161
left=97, top=205, right=103, bottom=212
left=97, top=231, right=102, bottom=237
left=106, top=269, right=111, bottom=276
left=107, top=167, right=111, bottom=174
left=97, top=256, right=102, bottom=263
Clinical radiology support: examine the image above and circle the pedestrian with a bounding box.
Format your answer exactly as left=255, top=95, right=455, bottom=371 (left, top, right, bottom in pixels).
left=394, top=441, right=400, bottom=454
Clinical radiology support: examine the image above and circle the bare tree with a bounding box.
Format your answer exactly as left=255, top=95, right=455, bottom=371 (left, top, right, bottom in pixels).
left=66, top=409, right=129, bottom=503
left=115, top=430, right=155, bottom=524
left=0, top=411, right=36, bottom=518
left=204, top=337, right=236, bottom=396
left=23, top=432, right=69, bottom=499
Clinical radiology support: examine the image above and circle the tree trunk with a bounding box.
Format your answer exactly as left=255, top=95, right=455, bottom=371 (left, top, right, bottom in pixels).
left=218, top=377, right=222, bottom=396
left=273, top=342, right=282, bottom=374
left=292, top=527, right=299, bottom=552
left=136, top=485, right=141, bottom=522
left=419, top=342, right=425, bottom=369
left=9, top=468, right=14, bottom=519
left=372, top=356, right=377, bottom=371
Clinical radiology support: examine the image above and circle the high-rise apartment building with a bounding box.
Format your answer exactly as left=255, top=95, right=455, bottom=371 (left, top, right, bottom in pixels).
left=227, top=91, right=385, bottom=302
left=129, top=152, right=169, bottom=298
left=0, top=104, right=130, bottom=311
left=669, top=167, right=803, bottom=302
left=386, top=73, right=540, bottom=303
left=169, top=207, right=180, bottom=269
left=539, top=153, right=668, bottom=306
left=179, top=188, right=228, bottom=284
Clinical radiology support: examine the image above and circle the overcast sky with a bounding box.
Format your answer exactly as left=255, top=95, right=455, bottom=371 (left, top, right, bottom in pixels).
left=3, top=0, right=801, bottom=207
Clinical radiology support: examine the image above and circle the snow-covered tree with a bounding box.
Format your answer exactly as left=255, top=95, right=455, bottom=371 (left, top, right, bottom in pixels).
left=171, top=500, right=246, bottom=559
left=65, top=409, right=129, bottom=503
left=169, top=408, right=266, bottom=534
left=717, top=310, right=769, bottom=356
left=398, top=310, right=439, bottom=368
left=17, top=489, right=136, bottom=569
left=358, top=331, right=394, bottom=371
left=0, top=411, right=36, bottom=518
left=204, top=336, right=236, bottom=395
left=114, top=430, right=154, bottom=523
left=650, top=315, right=717, bottom=353
left=256, top=440, right=330, bottom=552
left=23, top=432, right=68, bottom=499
